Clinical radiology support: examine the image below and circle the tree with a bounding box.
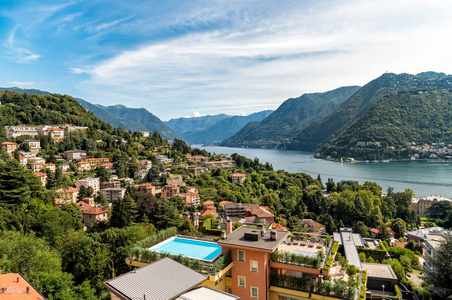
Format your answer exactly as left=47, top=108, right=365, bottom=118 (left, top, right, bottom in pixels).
left=392, top=218, right=407, bottom=239
left=425, top=233, right=452, bottom=299
left=110, top=195, right=138, bottom=228
left=325, top=215, right=337, bottom=235
left=95, top=166, right=110, bottom=182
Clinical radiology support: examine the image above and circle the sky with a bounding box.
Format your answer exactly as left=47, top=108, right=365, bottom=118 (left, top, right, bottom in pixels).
left=1, top=0, right=452, bottom=121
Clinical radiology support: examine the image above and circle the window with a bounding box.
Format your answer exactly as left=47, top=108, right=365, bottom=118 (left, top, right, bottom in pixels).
left=238, top=276, right=246, bottom=288
left=250, top=260, right=258, bottom=272
left=238, top=250, right=245, bottom=262
left=251, top=286, right=258, bottom=299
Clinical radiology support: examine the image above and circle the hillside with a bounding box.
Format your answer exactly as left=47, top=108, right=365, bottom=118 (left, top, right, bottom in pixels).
left=220, top=86, right=360, bottom=148
left=165, top=114, right=230, bottom=133
left=77, top=98, right=147, bottom=132
left=319, top=88, right=452, bottom=160
left=101, top=105, right=182, bottom=141
left=181, top=110, right=274, bottom=144
left=288, top=72, right=451, bottom=151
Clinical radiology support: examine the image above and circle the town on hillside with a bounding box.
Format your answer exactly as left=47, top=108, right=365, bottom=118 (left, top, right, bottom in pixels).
left=0, top=119, right=451, bottom=300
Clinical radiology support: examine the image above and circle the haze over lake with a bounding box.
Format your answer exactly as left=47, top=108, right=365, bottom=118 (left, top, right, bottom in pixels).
left=199, top=146, right=452, bottom=198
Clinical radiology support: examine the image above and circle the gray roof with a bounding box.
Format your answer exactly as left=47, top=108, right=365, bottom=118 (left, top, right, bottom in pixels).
left=177, top=287, right=240, bottom=300
left=334, top=228, right=362, bottom=270
left=103, top=257, right=207, bottom=300
left=362, top=263, right=398, bottom=281
left=218, top=226, right=289, bottom=251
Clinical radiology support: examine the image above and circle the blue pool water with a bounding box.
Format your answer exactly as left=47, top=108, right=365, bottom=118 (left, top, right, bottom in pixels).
left=150, top=237, right=222, bottom=261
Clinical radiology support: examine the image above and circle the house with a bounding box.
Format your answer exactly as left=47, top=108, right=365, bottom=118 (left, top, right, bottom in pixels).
left=297, top=219, right=325, bottom=233
left=244, top=206, right=275, bottom=223
left=56, top=187, right=79, bottom=203
left=361, top=263, right=398, bottom=297
left=46, top=127, right=64, bottom=141
left=134, top=169, right=148, bottom=180
left=75, top=177, right=100, bottom=195
left=406, top=227, right=447, bottom=272
left=370, top=228, right=380, bottom=238
left=78, top=204, right=108, bottom=225
left=231, top=173, right=246, bottom=185
left=30, top=162, right=44, bottom=172
left=140, top=160, right=152, bottom=170
left=86, top=157, right=110, bottom=168
left=1, top=141, right=18, bottom=153
left=138, top=183, right=156, bottom=195
left=166, top=174, right=185, bottom=186
left=224, top=203, right=258, bottom=218
left=161, top=184, right=180, bottom=199
left=0, top=272, right=46, bottom=300
left=42, top=163, right=56, bottom=172
left=156, top=155, right=172, bottom=163
left=139, top=131, right=149, bottom=137
left=75, top=161, right=91, bottom=172
left=64, top=149, right=87, bottom=160
left=101, top=187, right=126, bottom=203
left=101, top=180, right=121, bottom=189
left=103, top=257, right=239, bottom=300
left=188, top=166, right=209, bottom=176
left=202, top=200, right=215, bottom=211
left=60, top=164, right=70, bottom=172
left=410, top=195, right=452, bottom=216
left=54, top=198, right=72, bottom=206
left=34, top=172, right=47, bottom=186
left=183, top=192, right=200, bottom=207
left=23, top=139, right=41, bottom=152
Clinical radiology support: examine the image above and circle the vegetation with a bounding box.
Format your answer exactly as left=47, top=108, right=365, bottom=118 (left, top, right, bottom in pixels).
left=424, top=233, right=452, bottom=299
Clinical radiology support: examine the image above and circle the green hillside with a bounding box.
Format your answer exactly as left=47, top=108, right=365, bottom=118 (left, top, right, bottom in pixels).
left=289, top=72, right=451, bottom=151
left=319, top=88, right=452, bottom=160
left=221, top=86, right=360, bottom=148
left=165, top=114, right=230, bottom=133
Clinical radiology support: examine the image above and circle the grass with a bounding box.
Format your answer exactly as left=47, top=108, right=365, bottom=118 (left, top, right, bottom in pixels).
left=411, top=269, right=423, bottom=275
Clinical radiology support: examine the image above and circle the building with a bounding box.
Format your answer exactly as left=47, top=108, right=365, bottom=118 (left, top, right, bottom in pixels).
left=188, top=166, right=209, bottom=176
left=183, top=192, right=200, bottom=207
left=231, top=173, right=246, bottom=185
left=166, top=174, right=185, bottom=186
left=45, top=127, right=64, bottom=140
left=23, top=139, right=41, bottom=152
left=361, top=263, right=398, bottom=296
left=244, top=206, right=275, bottom=223
left=203, top=161, right=237, bottom=171
left=30, top=162, right=44, bottom=172
left=42, top=163, right=56, bottom=172
left=139, top=131, right=150, bottom=137
left=0, top=272, right=46, bottom=300
left=156, top=155, right=172, bottom=163
left=75, top=161, right=91, bottom=172
left=64, top=149, right=87, bottom=160
left=297, top=219, right=325, bottom=233
left=101, top=180, right=121, bottom=189
left=140, top=159, right=152, bottom=170
left=134, top=169, right=148, bottom=180
left=224, top=203, right=258, bottom=218
left=101, top=187, right=126, bottom=203
left=34, top=172, right=47, bottom=186
left=410, top=195, right=452, bottom=216
left=333, top=228, right=364, bottom=270
left=60, top=164, right=70, bottom=172
left=161, top=184, right=180, bottom=199
left=407, top=227, right=447, bottom=272
left=104, top=257, right=239, bottom=300
left=1, top=141, right=18, bottom=153
left=56, top=187, right=79, bottom=203
left=86, top=157, right=110, bottom=168
left=78, top=203, right=108, bottom=225
left=138, top=183, right=156, bottom=195
left=5, top=125, right=86, bottom=139
left=76, top=177, right=100, bottom=195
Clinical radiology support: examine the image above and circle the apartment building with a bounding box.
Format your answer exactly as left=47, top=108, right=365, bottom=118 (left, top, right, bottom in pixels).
left=76, top=177, right=100, bottom=195
left=101, top=187, right=126, bottom=203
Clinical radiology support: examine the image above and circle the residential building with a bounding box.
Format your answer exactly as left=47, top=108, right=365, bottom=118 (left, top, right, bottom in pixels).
left=75, top=161, right=91, bottom=172
left=188, top=166, right=209, bottom=176
left=23, top=139, right=41, bottom=152
left=333, top=228, right=364, bottom=270
left=410, top=195, right=452, bottom=216
left=140, top=159, right=152, bottom=170
left=101, top=187, right=126, bottom=203
left=56, top=187, right=79, bottom=203
left=134, top=169, right=148, bottom=180
left=60, top=164, right=70, bottom=172
left=76, top=177, right=100, bottom=195
left=167, top=174, right=185, bottom=186
left=183, top=192, right=200, bottom=207
left=1, top=141, right=18, bottom=153
left=244, top=206, right=275, bottom=223
left=30, top=162, right=44, bottom=172
left=104, top=257, right=239, bottom=300
left=138, top=183, right=156, bottom=195
left=407, top=227, right=448, bottom=272
left=78, top=203, right=108, bottom=225
left=42, top=163, right=56, bottom=172
left=203, top=161, right=237, bottom=170
left=86, top=157, right=110, bottom=168
left=297, top=219, right=325, bottom=233
left=161, top=184, right=180, bottom=198
left=64, top=149, right=87, bottom=160
left=139, top=131, right=149, bottom=137
left=45, top=127, right=64, bottom=140
left=0, top=272, right=46, bottom=300
left=34, top=172, right=47, bottom=186
left=101, top=180, right=121, bottom=189
left=156, top=155, right=172, bottom=163
left=186, top=154, right=210, bottom=163
left=231, top=173, right=246, bottom=184
left=361, top=263, right=398, bottom=295
left=224, top=203, right=258, bottom=218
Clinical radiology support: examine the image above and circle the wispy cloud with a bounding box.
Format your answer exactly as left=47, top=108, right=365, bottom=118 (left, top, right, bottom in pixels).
left=95, top=15, right=135, bottom=31
left=8, top=81, right=46, bottom=86
left=5, top=25, right=41, bottom=63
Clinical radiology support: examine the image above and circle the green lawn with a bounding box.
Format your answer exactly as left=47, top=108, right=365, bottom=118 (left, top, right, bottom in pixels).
left=411, top=269, right=423, bottom=275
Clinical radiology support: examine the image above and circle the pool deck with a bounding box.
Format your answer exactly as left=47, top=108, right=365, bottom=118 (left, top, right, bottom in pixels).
left=278, top=238, right=325, bottom=255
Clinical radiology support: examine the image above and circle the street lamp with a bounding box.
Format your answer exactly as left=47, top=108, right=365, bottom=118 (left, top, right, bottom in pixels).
left=382, top=284, right=385, bottom=298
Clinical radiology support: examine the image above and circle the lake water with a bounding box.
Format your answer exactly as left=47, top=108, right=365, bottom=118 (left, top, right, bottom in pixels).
left=199, top=146, right=452, bottom=198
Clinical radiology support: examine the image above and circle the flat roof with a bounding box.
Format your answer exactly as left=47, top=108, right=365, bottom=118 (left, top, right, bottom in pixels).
left=362, top=263, right=398, bottom=281
left=217, top=226, right=289, bottom=251
left=177, top=287, right=240, bottom=300
left=103, top=257, right=207, bottom=300
left=334, top=228, right=363, bottom=270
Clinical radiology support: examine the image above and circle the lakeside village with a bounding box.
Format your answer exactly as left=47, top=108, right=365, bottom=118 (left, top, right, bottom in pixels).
left=0, top=124, right=451, bottom=300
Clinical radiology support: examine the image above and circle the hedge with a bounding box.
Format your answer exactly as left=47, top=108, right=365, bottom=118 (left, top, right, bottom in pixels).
left=271, top=250, right=322, bottom=269
left=372, top=284, right=401, bottom=299
left=362, top=270, right=368, bottom=284
left=135, top=227, right=177, bottom=248
left=322, top=257, right=334, bottom=271
left=358, top=247, right=388, bottom=256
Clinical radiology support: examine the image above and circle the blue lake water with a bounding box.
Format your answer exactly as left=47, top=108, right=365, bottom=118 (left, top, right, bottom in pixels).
left=199, top=146, right=452, bottom=198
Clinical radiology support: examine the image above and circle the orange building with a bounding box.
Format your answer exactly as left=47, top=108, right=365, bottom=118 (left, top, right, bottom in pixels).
left=161, top=184, right=180, bottom=198
left=86, top=157, right=110, bottom=168
left=1, top=142, right=18, bottom=153
left=0, top=272, right=46, bottom=299
left=75, top=161, right=91, bottom=172
left=34, top=172, right=47, bottom=186
left=138, top=183, right=156, bottom=195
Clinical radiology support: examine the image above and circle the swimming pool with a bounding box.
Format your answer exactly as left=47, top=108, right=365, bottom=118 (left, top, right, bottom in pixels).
left=293, top=250, right=318, bottom=257
left=150, top=237, right=222, bottom=262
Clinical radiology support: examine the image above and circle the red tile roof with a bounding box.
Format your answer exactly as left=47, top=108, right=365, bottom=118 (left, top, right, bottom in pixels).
left=245, top=206, right=274, bottom=219
left=0, top=273, right=45, bottom=299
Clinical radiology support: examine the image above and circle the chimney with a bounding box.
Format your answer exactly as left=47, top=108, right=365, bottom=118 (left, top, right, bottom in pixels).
left=257, top=223, right=264, bottom=231
left=16, top=276, right=19, bottom=283
left=226, top=219, right=232, bottom=235
left=26, top=287, right=30, bottom=294
left=271, top=230, right=277, bottom=241
left=221, top=231, right=227, bottom=239
left=0, top=270, right=2, bottom=275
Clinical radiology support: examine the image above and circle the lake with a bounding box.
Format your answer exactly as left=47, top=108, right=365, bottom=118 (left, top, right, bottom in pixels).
left=199, top=145, right=452, bottom=198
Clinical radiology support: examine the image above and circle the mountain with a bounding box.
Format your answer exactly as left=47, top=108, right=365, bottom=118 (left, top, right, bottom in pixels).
left=180, top=110, right=274, bottom=144
left=288, top=72, right=450, bottom=152
left=99, top=105, right=182, bottom=141
left=165, top=114, right=230, bottom=133
left=221, top=86, right=360, bottom=148
left=76, top=98, right=147, bottom=132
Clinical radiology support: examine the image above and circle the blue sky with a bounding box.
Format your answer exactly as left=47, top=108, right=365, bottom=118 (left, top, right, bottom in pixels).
left=1, top=0, right=452, bottom=120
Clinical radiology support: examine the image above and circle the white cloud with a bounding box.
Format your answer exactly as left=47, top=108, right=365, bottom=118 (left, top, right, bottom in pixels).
left=74, top=0, right=452, bottom=120
left=8, top=81, right=43, bottom=86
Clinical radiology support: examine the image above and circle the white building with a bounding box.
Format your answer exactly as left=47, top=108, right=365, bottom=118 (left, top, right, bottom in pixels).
left=76, top=177, right=101, bottom=195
